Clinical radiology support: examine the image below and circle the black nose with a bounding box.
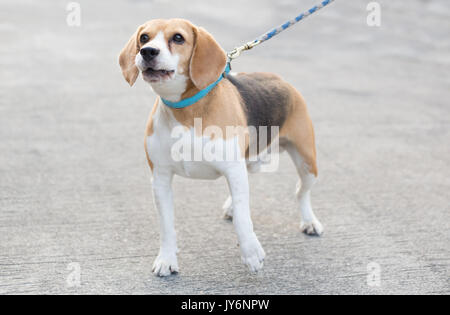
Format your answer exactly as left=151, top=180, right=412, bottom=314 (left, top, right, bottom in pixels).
left=140, top=47, right=160, bottom=62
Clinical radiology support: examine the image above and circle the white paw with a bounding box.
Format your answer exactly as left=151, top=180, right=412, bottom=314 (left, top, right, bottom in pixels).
left=222, top=196, right=233, bottom=220
left=152, top=253, right=179, bottom=277
left=300, top=219, right=324, bottom=236
left=240, top=234, right=265, bottom=273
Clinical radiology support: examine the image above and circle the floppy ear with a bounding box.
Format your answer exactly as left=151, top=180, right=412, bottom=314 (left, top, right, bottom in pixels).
left=118, top=26, right=143, bottom=86
left=189, top=27, right=227, bottom=90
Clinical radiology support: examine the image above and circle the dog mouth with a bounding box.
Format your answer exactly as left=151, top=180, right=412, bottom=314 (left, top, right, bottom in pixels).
left=142, top=67, right=175, bottom=82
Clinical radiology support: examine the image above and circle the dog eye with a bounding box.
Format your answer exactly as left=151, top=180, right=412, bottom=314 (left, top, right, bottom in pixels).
left=140, top=34, right=149, bottom=44
left=172, top=33, right=185, bottom=44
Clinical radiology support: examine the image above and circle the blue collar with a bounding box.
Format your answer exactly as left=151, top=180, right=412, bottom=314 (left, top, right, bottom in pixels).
left=161, top=63, right=231, bottom=109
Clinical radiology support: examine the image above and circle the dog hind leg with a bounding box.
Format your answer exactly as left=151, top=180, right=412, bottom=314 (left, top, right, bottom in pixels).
left=222, top=195, right=233, bottom=220
left=285, top=142, right=323, bottom=236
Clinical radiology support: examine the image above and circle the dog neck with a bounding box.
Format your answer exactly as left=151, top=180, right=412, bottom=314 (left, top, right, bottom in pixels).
left=155, top=64, right=231, bottom=109
left=149, top=73, right=195, bottom=103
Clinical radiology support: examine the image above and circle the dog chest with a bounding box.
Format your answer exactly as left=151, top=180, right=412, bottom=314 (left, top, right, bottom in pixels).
left=146, top=106, right=224, bottom=179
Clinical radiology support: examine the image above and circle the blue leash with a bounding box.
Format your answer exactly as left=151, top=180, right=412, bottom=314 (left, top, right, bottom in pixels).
left=228, top=0, right=335, bottom=60
left=162, top=0, right=335, bottom=109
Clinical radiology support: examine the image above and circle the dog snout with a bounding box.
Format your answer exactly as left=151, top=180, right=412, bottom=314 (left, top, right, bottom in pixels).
left=140, top=47, right=160, bottom=62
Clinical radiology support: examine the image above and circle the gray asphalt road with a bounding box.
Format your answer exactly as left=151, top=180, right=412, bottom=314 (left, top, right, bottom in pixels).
left=0, top=0, right=449, bottom=294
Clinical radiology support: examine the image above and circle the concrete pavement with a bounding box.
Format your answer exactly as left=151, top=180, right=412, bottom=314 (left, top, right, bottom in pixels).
left=0, top=0, right=449, bottom=294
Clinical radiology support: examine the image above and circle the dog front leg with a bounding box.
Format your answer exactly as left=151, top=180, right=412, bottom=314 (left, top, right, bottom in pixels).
left=151, top=167, right=178, bottom=277
left=223, top=162, right=265, bottom=272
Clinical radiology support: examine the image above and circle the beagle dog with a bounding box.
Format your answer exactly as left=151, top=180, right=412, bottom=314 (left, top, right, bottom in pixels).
left=119, top=19, right=323, bottom=277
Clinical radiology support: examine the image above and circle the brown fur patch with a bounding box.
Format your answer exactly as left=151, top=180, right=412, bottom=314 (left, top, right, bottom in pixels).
left=279, top=88, right=318, bottom=176
left=118, top=25, right=144, bottom=86
left=189, top=27, right=227, bottom=90
left=168, top=79, right=249, bottom=156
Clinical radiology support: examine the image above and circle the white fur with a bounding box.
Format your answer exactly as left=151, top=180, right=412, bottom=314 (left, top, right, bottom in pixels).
left=222, top=195, right=233, bottom=220
left=150, top=73, right=188, bottom=103
left=151, top=167, right=178, bottom=277
left=135, top=53, right=146, bottom=72
left=147, top=101, right=265, bottom=275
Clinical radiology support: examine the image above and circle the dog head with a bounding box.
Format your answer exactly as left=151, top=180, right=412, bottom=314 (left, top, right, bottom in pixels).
left=119, top=19, right=227, bottom=101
